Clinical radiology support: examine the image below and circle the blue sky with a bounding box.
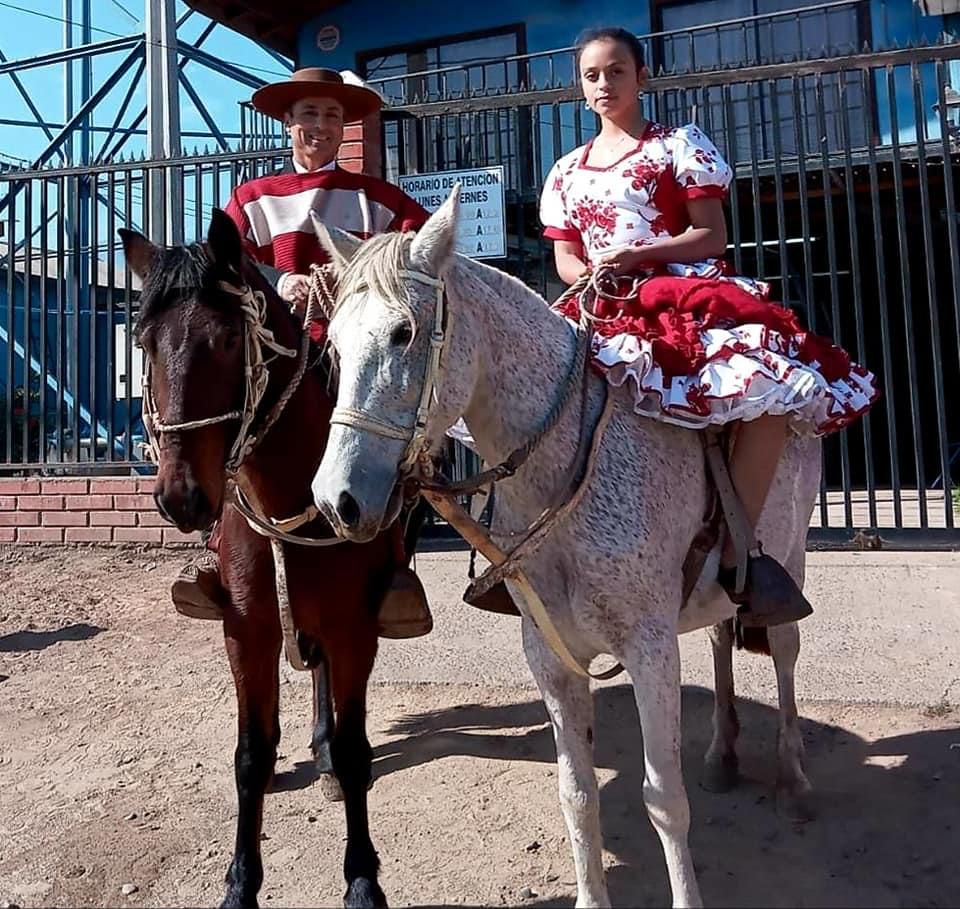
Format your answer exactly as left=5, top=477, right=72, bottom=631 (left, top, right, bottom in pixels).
left=0, top=0, right=291, bottom=166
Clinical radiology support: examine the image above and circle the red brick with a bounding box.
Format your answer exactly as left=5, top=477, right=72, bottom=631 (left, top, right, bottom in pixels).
left=343, top=124, right=364, bottom=142
left=18, top=527, right=64, bottom=543
left=0, top=511, right=39, bottom=527
left=90, top=478, right=139, bottom=494
left=64, top=527, right=114, bottom=543
left=136, top=477, right=158, bottom=494
left=115, top=493, right=156, bottom=510
left=40, top=478, right=89, bottom=494
left=18, top=495, right=64, bottom=510
left=338, top=141, right=364, bottom=160
left=65, top=494, right=113, bottom=510
left=137, top=511, right=170, bottom=527
left=162, top=528, right=202, bottom=545
left=0, top=496, right=16, bottom=510
left=41, top=511, right=88, bottom=527
left=89, top=510, right=137, bottom=527
left=0, top=528, right=15, bottom=542
left=113, top=527, right=162, bottom=544
left=0, top=478, right=40, bottom=495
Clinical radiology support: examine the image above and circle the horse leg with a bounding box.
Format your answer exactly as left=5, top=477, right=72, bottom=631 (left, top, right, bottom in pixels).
left=522, top=619, right=608, bottom=908
left=701, top=620, right=740, bottom=793
left=310, top=654, right=345, bottom=802
left=767, top=621, right=815, bottom=821
left=623, top=622, right=702, bottom=909
left=330, top=640, right=385, bottom=908
left=221, top=622, right=281, bottom=909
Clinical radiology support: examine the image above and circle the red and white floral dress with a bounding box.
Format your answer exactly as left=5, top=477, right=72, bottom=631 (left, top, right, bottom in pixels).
left=540, top=122, right=878, bottom=435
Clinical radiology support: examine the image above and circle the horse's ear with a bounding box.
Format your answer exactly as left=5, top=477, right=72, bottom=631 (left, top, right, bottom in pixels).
left=410, top=182, right=460, bottom=275
left=118, top=228, right=158, bottom=281
left=311, top=211, right=362, bottom=271
left=207, top=208, right=243, bottom=270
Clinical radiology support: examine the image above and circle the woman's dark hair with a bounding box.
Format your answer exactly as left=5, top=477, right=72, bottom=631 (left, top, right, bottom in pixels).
left=574, top=27, right=646, bottom=72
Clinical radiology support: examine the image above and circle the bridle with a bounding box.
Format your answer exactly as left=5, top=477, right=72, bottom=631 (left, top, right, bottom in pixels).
left=327, top=268, right=447, bottom=477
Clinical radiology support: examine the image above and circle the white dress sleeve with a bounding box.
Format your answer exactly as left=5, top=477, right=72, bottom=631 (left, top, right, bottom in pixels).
left=667, top=125, right=733, bottom=200
left=539, top=156, right=581, bottom=242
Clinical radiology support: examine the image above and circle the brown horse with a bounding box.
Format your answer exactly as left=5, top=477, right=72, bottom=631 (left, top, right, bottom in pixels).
left=121, top=210, right=398, bottom=909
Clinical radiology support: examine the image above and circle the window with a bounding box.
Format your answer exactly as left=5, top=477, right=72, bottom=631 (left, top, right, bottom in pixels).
left=652, top=0, right=871, bottom=160
left=358, top=26, right=526, bottom=105
left=362, top=27, right=530, bottom=184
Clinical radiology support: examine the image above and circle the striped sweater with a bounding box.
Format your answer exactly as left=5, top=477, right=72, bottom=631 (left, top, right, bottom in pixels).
left=225, top=161, right=428, bottom=338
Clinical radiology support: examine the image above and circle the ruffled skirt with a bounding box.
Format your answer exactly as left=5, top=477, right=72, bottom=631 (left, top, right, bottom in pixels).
left=555, top=271, right=878, bottom=436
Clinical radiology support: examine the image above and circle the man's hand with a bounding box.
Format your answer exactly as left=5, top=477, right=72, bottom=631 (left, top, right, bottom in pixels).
left=279, top=273, right=311, bottom=313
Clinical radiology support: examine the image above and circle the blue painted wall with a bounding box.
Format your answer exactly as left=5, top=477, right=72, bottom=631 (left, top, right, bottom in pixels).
left=297, top=0, right=652, bottom=72
left=298, top=0, right=946, bottom=71
left=295, top=0, right=955, bottom=153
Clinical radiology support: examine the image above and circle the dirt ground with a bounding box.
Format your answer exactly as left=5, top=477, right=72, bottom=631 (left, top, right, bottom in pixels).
left=0, top=546, right=958, bottom=909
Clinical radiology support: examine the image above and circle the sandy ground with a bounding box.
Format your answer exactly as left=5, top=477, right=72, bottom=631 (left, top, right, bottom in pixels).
left=0, top=545, right=958, bottom=908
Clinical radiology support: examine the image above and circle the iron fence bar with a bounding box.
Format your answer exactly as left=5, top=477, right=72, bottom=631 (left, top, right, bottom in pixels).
left=39, top=179, right=48, bottom=466
left=69, top=175, right=80, bottom=463
left=837, top=70, right=878, bottom=527
left=106, top=168, right=116, bottom=462
left=934, top=62, right=960, bottom=505
left=862, top=70, right=901, bottom=526
left=5, top=187, right=14, bottom=463
left=885, top=64, right=927, bottom=527
left=911, top=61, right=952, bottom=529
left=786, top=73, right=830, bottom=526
left=815, top=72, right=853, bottom=526
left=21, top=180, right=32, bottom=463
left=123, top=168, right=133, bottom=462
left=55, top=176, right=65, bottom=464
left=386, top=45, right=960, bottom=117
left=745, top=82, right=765, bottom=280
left=722, top=83, right=744, bottom=275
left=768, top=79, right=790, bottom=297
left=89, top=172, right=99, bottom=463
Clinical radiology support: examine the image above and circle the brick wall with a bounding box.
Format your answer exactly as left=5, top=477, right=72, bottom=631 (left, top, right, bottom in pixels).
left=0, top=477, right=200, bottom=545
left=338, top=113, right=383, bottom=177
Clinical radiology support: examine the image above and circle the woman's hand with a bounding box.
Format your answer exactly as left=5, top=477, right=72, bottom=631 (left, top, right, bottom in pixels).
left=598, top=245, right=651, bottom=275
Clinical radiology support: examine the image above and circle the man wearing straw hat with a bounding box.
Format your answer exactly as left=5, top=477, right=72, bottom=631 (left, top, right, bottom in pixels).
left=170, top=67, right=434, bottom=639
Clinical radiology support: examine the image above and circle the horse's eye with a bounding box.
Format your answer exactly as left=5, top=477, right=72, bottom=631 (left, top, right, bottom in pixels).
left=390, top=324, right=413, bottom=347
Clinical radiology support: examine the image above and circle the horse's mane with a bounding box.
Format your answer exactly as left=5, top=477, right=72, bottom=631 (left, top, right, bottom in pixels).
left=333, top=228, right=555, bottom=326
left=334, top=230, right=418, bottom=328
left=136, top=244, right=292, bottom=336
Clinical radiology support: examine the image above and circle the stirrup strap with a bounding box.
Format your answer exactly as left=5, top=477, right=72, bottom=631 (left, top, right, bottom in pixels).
left=701, top=428, right=759, bottom=595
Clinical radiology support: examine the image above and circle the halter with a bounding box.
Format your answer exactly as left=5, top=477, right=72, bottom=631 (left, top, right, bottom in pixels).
left=141, top=279, right=301, bottom=475
left=328, top=268, right=446, bottom=473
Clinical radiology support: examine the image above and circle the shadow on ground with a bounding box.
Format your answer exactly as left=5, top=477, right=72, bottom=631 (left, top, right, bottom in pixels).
left=0, top=622, right=104, bottom=653
left=372, top=684, right=959, bottom=908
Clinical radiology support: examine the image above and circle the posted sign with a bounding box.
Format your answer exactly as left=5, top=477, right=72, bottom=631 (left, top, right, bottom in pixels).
left=399, top=166, right=506, bottom=260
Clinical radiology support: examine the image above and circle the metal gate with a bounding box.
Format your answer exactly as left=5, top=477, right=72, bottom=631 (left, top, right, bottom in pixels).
left=2, top=39, right=959, bottom=547
left=376, top=41, right=960, bottom=548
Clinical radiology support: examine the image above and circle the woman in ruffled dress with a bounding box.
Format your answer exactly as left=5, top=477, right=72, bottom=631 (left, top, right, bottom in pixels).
left=540, top=27, right=878, bottom=625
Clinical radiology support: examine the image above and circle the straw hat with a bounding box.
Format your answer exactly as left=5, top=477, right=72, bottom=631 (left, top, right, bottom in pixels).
left=251, top=67, right=383, bottom=123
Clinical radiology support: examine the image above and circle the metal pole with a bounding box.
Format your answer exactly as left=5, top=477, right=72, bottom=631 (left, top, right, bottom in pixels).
left=146, top=0, right=182, bottom=243
left=63, top=0, right=74, bottom=164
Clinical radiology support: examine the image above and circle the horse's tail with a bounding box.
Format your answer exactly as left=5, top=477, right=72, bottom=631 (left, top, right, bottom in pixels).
left=736, top=623, right=770, bottom=655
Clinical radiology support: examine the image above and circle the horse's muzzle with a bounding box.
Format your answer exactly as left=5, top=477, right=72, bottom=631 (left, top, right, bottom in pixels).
left=153, top=476, right=218, bottom=533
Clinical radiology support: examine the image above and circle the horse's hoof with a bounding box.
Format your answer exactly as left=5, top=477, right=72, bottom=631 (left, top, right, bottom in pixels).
left=700, top=755, right=739, bottom=793
left=344, top=877, right=387, bottom=908
left=776, top=784, right=816, bottom=822
left=220, top=889, right=257, bottom=909
left=318, top=771, right=345, bottom=802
